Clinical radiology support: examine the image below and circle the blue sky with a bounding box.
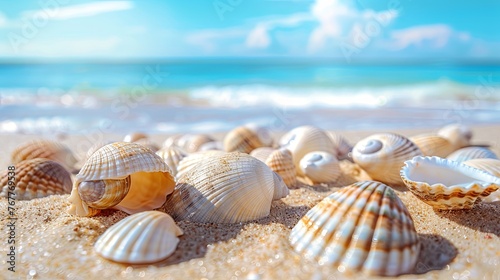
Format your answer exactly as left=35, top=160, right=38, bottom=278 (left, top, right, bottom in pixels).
left=0, top=0, right=499, bottom=60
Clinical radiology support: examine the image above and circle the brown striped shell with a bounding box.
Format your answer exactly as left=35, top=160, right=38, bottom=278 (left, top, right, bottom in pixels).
left=11, top=139, right=78, bottom=171
left=265, top=148, right=297, bottom=187
left=409, top=134, right=455, bottom=157
left=0, top=158, right=72, bottom=200
left=223, top=124, right=273, bottom=153
left=290, top=181, right=420, bottom=276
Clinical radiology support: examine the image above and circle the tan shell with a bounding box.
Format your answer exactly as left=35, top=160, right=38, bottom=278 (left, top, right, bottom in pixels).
left=164, top=152, right=289, bottom=223
left=223, top=124, right=273, bottom=153
left=175, top=150, right=225, bottom=180
left=249, top=147, right=275, bottom=162
left=162, top=134, right=183, bottom=149
left=68, top=142, right=176, bottom=217
left=123, top=132, right=148, bottom=143
left=0, top=158, right=72, bottom=200
left=86, top=141, right=113, bottom=160
left=197, top=141, right=224, bottom=152
left=299, top=151, right=341, bottom=184
left=95, top=211, right=183, bottom=264
left=409, top=134, right=455, bottom=157
left=290, top=181, right=420, bottom=276
left=11, top=139, right=78, bottom=171
left=327, top=132, right=352, bottom=160
left=156, top=146, right=189, bottom=177
left=446, top=147, right=498, bottom=162
left=437, top=124, right=472, bottom=150
left=265, top=148, right=297, bottom=187
left=134, top=138, right=160, bottom=152
left=352, top=133, right=422, bottom=185
left=177, top=134, right=215, bottom=153
left=464, top=158, right=500, bottom=203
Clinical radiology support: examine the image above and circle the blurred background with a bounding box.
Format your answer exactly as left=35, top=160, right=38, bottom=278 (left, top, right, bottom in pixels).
left=0, top=0, right=499, bottom=134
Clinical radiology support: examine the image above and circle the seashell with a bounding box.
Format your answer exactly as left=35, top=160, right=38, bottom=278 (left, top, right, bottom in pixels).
left=400, top=156, right=500, bottom=210
left=299, top=151, right=341, bottom=184
left=249, top=147, right=275, bottom=162
left=327, top=132, right=352, bottom=160
left=290, top=181, right=420, bottom=276
left=94, top=211, right=183, bottom=264
left=0, top=158, right=72, bottom=200
left=133, top=138, right=160, bottom=152
left=409, top=134, right=455, bottom=158
left=197, top=141, right=224, bottom=152
left=162, top=134, right=183, bottom=149
left=85, top=141, right=114, bottom=160
left=265, top=148, right=297, bottom=187
left=463, top=159, right=500, bottom=203
left=156, top=146, right=189, bottom=177
left=68, top=142, right=176, bottom=217
left=446, top=147, right=498, bottom=162
left=123, top=132, right=148, bottom=143
left=352, top=133, right=422, bottom=185
left=223, top=124, right=273, bottom=153
left=437, top=124, right=472, bottom=150
left=279, top=126, right=336, bottom=175
left=176, top=134, right=215, bottom=153
left=175, top=150, right=225, bottom=180
left=164, top=152, right=289, bottom=223
left=11, top=139, right=78, bottom=171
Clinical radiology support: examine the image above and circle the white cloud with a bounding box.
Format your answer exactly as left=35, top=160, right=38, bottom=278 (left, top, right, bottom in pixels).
left=388, top=24, right=471, bottom=50
left=23, top=1, right=133, bottom=21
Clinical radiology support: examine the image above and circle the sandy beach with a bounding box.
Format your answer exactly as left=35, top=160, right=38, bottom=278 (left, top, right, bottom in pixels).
left=1, top=124, right=499, bottom=280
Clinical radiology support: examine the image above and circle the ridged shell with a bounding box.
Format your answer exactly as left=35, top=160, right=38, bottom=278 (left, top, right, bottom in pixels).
left=446, top=147, right=498, bottom=162
left=463, top=158, right=500, bottom=203
left=94, top=211, right=183, bottom=264
left=123, top=132, right=148, bottom=143
left=352, top=133, right=422, bottom=185
left=134, top=138, right=160, bottom=152
left=164, top=152, right=289, bottom=223
left=11, top=139, right=78, bottom=171
left=265, top=148, right=297, bottom=187
left=327, top=132, right=352, bottom=160
left=162, top=134, right=183, bottom=149
left=156, top=146, right=189, bottom=177
left=299, top=151, right=341, bottom=184
left=279, top=126, right=336, bottom=175
left=437, top=124, right=472, bottom=150
left=250, top=147, right=275, bottom=162
left=224, top=124, right=273, bottom=153
left=400, top=156, right=500, bottom=210
left=0, top=158, right=72, bottom=200
left=290, top=181, right=419, bottom=276
left=409, top=134, right=455, bottom=157
left=197, top=141, right=224, bottom=152
left=175, top=150, right=225, bottom=180
left=68, top=142, right=176, bottom=217
left=177, top=134, right=215, bottom=153
left=86, top=141, right=113, bottom=160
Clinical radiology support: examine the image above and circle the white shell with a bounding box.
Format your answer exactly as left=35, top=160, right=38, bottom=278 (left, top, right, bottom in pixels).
left=327, top=132, right=352, bottom=160
left=123, top=132, right=148, bottom=143
left=156, top=146, right=189, bottom=177
left=400, top=156, right=500, bottom=210
left=197, top=141, right=224, bottom=152
left=299, top=151, right=341, bottom=184
left=175, top=150, right=225, bottom=180
left=290, top=181, right=419, bottom=276
left=464, top=158, right=500, bottom=203
left=446, top=147, right=498, bottom=162
left=437, top=124, right=472, bottom=150
left=94, top=211, right=183, bottom=264
left=176, top=134, right=214, bottom=153
left=165, top=152, right=289, bottom=223
left=250, top=147, right=275, bottom=162
left=352, top=133, right=422, bottom=185
left=409, top=134, right=455, bottom=157
left=224, top=124, right=273, bottom=153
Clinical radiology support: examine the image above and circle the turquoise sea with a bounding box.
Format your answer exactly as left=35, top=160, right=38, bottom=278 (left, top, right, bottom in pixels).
left=0, top=59, right=499, bottom=134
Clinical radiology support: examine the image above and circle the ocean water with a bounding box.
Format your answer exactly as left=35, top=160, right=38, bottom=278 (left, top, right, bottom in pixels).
left=0, top=60, right=499, bottom=135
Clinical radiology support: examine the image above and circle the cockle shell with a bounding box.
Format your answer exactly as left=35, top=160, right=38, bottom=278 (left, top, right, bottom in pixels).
left=176, top=134, right=215, bottom=153
left=68, top=142, right=176, bottom=217
left=156, top=146, right=188, bottom=177
left=352, top=133, right=422, bottom=185
left=0, top=158, right=72, bottom=200
left=174, top=150, right=225, bottom=180
left=446, top=147, right=498, bottom=162
left=299, top=151, right=341, bottom=184
left=327, top=132, right=352, bottom=160
left=164, top=152, right=289, bottom=223
left=290, top=181, right=419, bottom=276
left=409, top=134, right=455, bottom=158
left=249, top=147, right=275, bottom=162
left=265, top=148, right=297, bottom=187
left=11, top=139, right=78, bottom=171
left=86, top=141, right=114, bottom=160
left=94, top=211, right=183, bottom=264
left=279, top=126, right=336, bottom=175
left=437, top=124, right=472, bottom=150
left=400, top=156, right=500, bottom=210
left=224, top=124, right=273, bottom=153
left=463, top=159, right=500, bottom=203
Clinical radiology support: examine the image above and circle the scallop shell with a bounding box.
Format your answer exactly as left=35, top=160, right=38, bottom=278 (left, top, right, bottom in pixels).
left=463, top=159, right=500, bottom=203
left=290, top=181, right=419, bottom=276
left=11, top=139, right=78, bottom=171
left=94, top=211, right=183, bottom=264
left=123, top=132, right=148, bottom=143
left=223, top=124, right=273, bottom=153
left=352, top=133, right=422, bottom=185
left=409, top=134, right=455, bottom=158
left=400, top=156, right=500, bottom=210
left=249, top=147, right=275, bottom=162
left=279, top=126, right=336, bottom=175
left=156, top=146, right=189, bottom=177
left=0, top=158, right=72, bottom=200
left=86, top=141, right=114, bottom=160
left=437, top=124, right=472, bottom=150
left=446, top=147, right=498, bottom=162
left=164, top=152, right=289, bottom=223
left=177, top=134, right=215, bottom=153
left=175, top=150, right=225, bottom=180
left=68, top=142, right=176, bottom=217
left=265, top=148, right=297, bottom=187
left=299, top=151, right=341, bottom=184
left=327, top=132, right=352, bottom=160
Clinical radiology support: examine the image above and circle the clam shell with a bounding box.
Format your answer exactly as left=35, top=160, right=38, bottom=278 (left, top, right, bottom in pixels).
left=0, top=158, right=72, bottom=200
left=279, top=126, right=336, bottom=175
left=290, top=181, right=419, bottom=276
left=352, top=133, right=422, bottom=185
left=250, top=147, right=275, bottom=162
left=327, top=132, right=352, bottom=160
left=409, top=134, right=455, bottom=158
left=68, top=142, right=176, bottom=217
left=86, top=141, right=114, bottom=160
left=94, top=211, right=183, bottom=264
left=463, top=159, right=500, bottom=203
left=164, top=152, right=289, bottom=223
left=177, top=134, right=215, bottom=153
left=123, top=132, right=148, bottom=143
left=437, top=124, right=472, bottom=150
left=224, top=124, right=273, bottom=153
left=446, top=147, right=498, bottom=162
left=156, top=146, right=189, bottom=177
left=299, top=151, right=341, bottom=184
left=400, top=156, right=500, bottom=210
left=265, top=148, right=297, bottom=187
left=175, top=150, right=225, bottom=180
left=11, top=139, right=78, bottom=171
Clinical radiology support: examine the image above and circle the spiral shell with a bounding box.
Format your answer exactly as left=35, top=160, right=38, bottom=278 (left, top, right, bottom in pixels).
left=327, top=132, right=352, bottom=160
left=68, top=142, right=176, bottom=217
left=224, top=124, right=273, bottom=153
left=299, top=151, right=341, bottom=184
left=352, top=133, right=422, bottom=185
left=94, top=211, right=183, bottom=264
left=265, top=148, right=297, bottom=187
left=0, top=158, right=72, bottom=200
left=409, top=134, right=455, bottom=158
left=400, top=156, right=500, bottom=210
left=156, top=146, right=189, bottom=177
left=164, top=152, right=289, bottom=223
left=290, top=181, right=420, bottom=276
left=11, top=139, right=78, bottom=171
left=437, top=124, right=472, bottom=150
left=446, top=147, right=498, bottom=162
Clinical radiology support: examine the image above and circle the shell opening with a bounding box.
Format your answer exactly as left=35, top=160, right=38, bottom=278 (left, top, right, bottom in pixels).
left=305, top=153, right=323, bottom=163
left=78, top=176, right=131, bottom=209
left=357, top=139, right=383, bottom=154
